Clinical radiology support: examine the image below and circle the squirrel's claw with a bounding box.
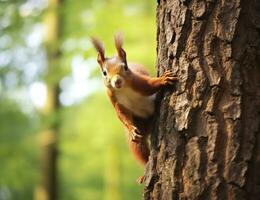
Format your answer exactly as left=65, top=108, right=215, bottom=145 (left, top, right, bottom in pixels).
left=130, top=126, right=143, bottom=143
left=136, top=175, right=145, bottom=184
left=161, top=70, right=178, bottom=85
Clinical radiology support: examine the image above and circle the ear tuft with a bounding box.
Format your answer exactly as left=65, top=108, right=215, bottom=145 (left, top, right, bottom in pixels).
left=91, top=37, right=105, bottom=65
left=114, top=33, right=126, bottom=61
left=114, top=32, right=123, bottom=51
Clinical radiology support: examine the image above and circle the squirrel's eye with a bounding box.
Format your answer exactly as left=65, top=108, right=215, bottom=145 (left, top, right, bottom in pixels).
left=102, top=70, right=107, bottom=76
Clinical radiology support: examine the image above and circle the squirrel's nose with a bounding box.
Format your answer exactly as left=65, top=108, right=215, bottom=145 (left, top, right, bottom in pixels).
left=115, top=79, right=122, bottom=88
left=111, top=75, right=124, bottom=89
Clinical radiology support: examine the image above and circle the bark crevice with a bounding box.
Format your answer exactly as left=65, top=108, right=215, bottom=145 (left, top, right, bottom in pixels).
left=144, top=0, right=260, bottom=199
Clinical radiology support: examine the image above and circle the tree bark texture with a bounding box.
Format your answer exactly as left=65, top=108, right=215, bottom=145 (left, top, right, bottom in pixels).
left=144, top=0, right=260, bottom=199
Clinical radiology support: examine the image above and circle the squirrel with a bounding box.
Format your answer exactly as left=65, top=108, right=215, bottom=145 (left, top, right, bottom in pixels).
left=91, top=33, right=178, bottom=184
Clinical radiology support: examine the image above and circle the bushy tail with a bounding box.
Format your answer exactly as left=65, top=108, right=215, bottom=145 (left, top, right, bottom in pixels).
left=128, top=138, right=149, bottom=165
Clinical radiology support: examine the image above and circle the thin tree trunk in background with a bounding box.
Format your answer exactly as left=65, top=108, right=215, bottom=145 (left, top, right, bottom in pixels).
left=35, top=0, right=62, bottom=199
left=144, top=0, right=260, bottom=199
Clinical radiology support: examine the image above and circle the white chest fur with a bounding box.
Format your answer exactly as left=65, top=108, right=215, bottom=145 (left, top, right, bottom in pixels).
left=115, top=87, right=155, bottom=119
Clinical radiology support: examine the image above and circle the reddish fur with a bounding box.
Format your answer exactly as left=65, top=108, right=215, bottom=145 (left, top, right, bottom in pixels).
left=109, top=96, right=151, bottom=166
left=130, top=71, right=164, bottom=96
left=91, top=37, right=105, bottom=65
left=92, top=34, right=178, bottom=183
left=129, top=117, right=151, bottom=165
left=128, top=139, right=149, bottom=165
left=128, top=63, right=149, bottom=76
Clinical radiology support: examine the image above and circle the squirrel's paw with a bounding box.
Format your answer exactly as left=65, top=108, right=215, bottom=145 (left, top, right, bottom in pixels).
left=136, top=175, right=144, bottom=184
left=161, top=70, right=178, bottom=85
left=129, top=126, right=143, bottom=143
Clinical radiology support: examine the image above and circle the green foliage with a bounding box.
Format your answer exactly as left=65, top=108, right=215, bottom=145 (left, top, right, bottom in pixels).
left=0, top=0, right=45, bottom=90
left=0, top=98, right=39, bottom=200
left=61, top=0, right=156, bottom=75
left=0, top=0, right=156, bottom=199
left=57, top=1, right=156, bottom=198
left=0, top=1, right=42, bottom=199
left=59, top=92, right=144, bottom=200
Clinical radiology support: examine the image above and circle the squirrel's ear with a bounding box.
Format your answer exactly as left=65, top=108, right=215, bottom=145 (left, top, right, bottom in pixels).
left=114, top=33, right=126, bottom=61
left=91, top=37, right=105, bottom=66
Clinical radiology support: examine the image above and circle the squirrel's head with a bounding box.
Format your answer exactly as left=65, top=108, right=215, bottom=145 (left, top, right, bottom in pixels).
left=91, top=33, right=130, bottom=90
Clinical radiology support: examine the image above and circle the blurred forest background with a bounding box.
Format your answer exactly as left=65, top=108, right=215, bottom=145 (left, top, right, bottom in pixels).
left=0, top=0, right=156, bottom=199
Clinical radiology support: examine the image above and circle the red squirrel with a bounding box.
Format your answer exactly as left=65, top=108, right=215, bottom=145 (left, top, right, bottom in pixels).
left=91, top=33, right=178, bottom=183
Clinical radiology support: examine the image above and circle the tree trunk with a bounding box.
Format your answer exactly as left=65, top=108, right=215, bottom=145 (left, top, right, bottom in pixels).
left=35, top=0, right=62, bottom=199
left=144, top=0, right=260, bottom=199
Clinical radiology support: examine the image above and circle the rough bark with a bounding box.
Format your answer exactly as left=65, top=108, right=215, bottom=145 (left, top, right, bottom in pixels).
left=144, top=0, right=260, bottom=199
